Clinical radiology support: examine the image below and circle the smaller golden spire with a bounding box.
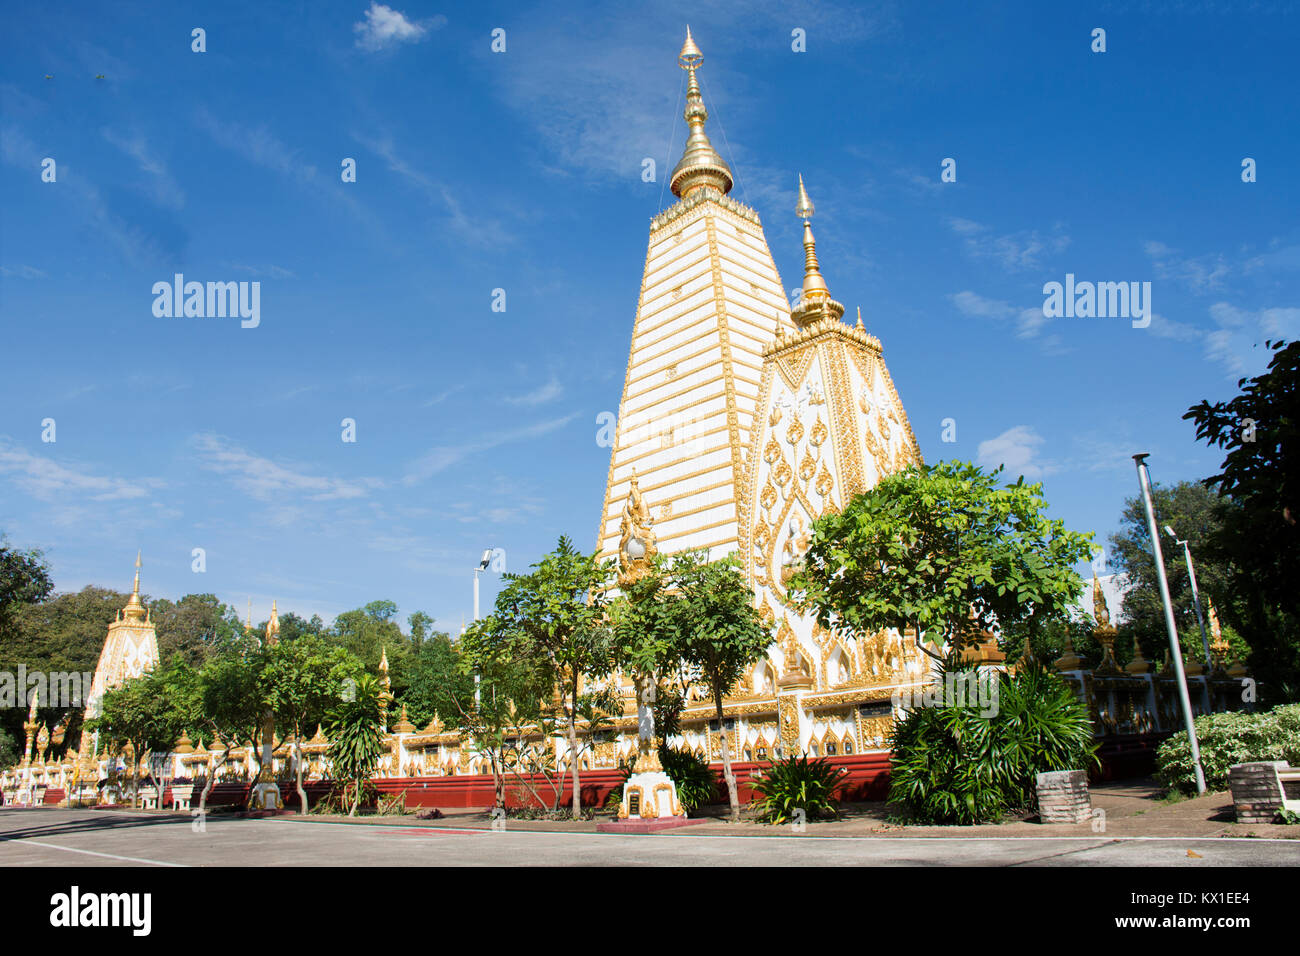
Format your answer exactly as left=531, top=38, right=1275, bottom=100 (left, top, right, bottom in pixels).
left=122, top=550, right=147, bottom=621
left=789, top=176, right=844, bottom=328
left=245, top=598, right=252, bottom=634
left=855, top=306, right=865, bottom=331
left=265, top=600, right=280, bottom=646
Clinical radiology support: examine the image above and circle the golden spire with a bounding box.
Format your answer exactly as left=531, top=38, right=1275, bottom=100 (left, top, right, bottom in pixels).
left=122, top=550, right=147, bottom=621
left=245, top=598, right=252, bottom=634
left=266, top=600, right=280, bottom=646
left=669, top=27, right=733, bottom=199
left=789, top=176, right=844, bottom=328
left=855, top=306, right=865, bottom=331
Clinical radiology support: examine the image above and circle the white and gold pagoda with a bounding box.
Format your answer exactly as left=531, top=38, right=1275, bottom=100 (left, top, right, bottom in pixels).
left=596, top=30, right=931, bottom=763
left=83, top=551, right=160, bottom=725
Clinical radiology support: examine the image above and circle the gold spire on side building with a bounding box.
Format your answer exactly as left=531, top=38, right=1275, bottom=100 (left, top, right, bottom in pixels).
left=790, top=176, right=845, bottom=328
left=122, top=550, right=147, bottom=622
left=669, top=27, right=734, bottom=199
left=266, top=600, right=280, bottom=646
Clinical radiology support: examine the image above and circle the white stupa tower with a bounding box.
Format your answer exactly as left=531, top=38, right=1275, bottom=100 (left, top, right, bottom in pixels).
left=597, top=30, right=929, bottom=761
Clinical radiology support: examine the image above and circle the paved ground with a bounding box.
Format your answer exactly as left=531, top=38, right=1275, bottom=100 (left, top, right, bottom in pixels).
left=1, top=797, right=1296, bottom=867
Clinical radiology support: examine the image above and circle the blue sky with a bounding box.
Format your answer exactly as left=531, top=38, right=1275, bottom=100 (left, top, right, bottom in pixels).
left=2, top=1, right=1297, bottom=633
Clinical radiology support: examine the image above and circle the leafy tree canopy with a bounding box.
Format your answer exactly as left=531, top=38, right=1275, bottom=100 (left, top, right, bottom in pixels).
left=790, top=461, right=1095, bottom=656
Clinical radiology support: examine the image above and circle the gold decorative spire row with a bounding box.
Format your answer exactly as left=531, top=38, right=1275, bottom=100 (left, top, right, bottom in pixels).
left=790, top=176, right=844, bottom=328
left=669, top=27, right=734, bottom=199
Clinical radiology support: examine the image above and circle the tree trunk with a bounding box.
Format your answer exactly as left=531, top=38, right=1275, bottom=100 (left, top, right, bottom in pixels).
left=295, top=738, right=308, bottom=814
left=566, top=680, right=581, bottom=818
left=717, top=697, right=739, bottom=823
left=131, top=750, right=141, bottom=809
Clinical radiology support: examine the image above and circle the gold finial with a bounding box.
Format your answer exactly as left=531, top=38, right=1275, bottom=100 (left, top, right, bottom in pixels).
left=679, top=25, right=702, bottom=66
left=245, top=598, right=252, bottom=634
left=789, top=176, right=843, bottom=328
left=266, top=600, right=280, bottom=646
left=122, top=550, right=147, bottom=621
left=796, top=173, right=815, bottom=220
left=669, top=28, right=733, bottom=199
left=855, top=306, right=865, bottom=331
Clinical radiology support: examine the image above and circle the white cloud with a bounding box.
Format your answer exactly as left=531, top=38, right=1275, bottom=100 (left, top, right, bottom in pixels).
left=949, top=290, right=1056, bottom=341
left=1144, top=240, right=1229, bottom=292
left=191, top=433, right=382, bottom=501
left=404, top=414, right=578, bottom=483
left=353, top=4, right=444, bottom=52
left=101, top=128, right=184, bottom=209
left=1204, top=303, right=1300, bottom=376
left=977, top=425, right=1053, bottom=480
left=947, top=218, right=1070, bottom=272
left=504, top=376, right=563, bottom=406
left=0, top=438, right=163, bottom=501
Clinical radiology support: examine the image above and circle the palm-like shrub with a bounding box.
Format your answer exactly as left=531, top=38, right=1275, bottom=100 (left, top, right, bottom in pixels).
left=659, top=747, right=719, bottom=812
left=1156, top=703, right=1300, bottom=795
left=325, top=673, right=386, bottom=816
left=888, top=658, right=1098, bottom=825
left=748, top=754, right=846, bottom=824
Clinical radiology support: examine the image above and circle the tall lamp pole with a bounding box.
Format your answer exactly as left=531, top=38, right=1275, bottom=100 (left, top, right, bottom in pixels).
left=472, top=549, right=495, bottom=707
left=1164, top=525, right=1212, bottom=665
left=1134, top=454, right=1206, bottom=794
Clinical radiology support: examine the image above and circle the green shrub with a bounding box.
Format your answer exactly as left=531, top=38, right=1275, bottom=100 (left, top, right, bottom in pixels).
left=748, top=753, right=846, bottom=824
left=658, top=747, right=718, bottom=812
left=888, top=657, right=1098, bottom=825
left=1155, top=703, right=1300, bottom=795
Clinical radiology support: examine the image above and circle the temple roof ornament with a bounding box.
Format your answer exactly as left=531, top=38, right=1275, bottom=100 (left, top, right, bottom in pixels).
left=617, top=472, right=658, bottom=588
left=266, top=600, right=280, bottom=646
left=122, top=550, right=148, bottom=622
left=669, top=27, right=734, bottom=199
left=789, top=177, right=845, bottom=328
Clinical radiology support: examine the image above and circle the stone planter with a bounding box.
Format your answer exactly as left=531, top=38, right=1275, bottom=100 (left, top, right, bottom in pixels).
left=1229, top=761, right=1287, bottom=824
left=1036, top=769, right=1091, bottom=823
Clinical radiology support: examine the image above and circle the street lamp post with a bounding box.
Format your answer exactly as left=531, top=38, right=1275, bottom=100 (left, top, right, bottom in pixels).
left=1134, top=454, right=1206, bottom=794
left=472, top=549, right=494, bottom=707
left=1164, top=525, right=1212, bottom=665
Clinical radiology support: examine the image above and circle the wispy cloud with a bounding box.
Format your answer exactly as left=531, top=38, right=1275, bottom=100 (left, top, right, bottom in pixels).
left=352, top=3, right=444, bottom=53
left=1144, top=240, right=1229, bottom=293
left=504, top=376, right=563, bottom=406
left=949, top=290, right=1062, bottom=347
left=948, top=217, right=1070, bottom=272
left=404, top=414, right=578, bottom=483
left=101, top=127, right=185, bottom=209
left=1204, top=303, right=1300, bottom=376
left=192, top=433, right=383, bottom=501
left=360, top=135, right=515, bottom=247
left=0, top=438, right=163, bottom=501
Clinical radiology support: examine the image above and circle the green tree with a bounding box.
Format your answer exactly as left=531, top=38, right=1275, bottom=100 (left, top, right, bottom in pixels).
left=0, top=535, right=52, bottom=637
left=478, top=537, right=614, bottom=817
left=398, top=629, right=473, bottom=730
left=89, top=662, right=193, bottom=807
left=1107, top=481, right=1246, bottom=667
left=669, top=551, right=770, bottom=822
left=790, top=461, right=1094, bottom=659
left=325, top=672, right=386, bottom=816
left=1185, top=339, right=1300, bottom=699
left=263, top=637, right=363, bottom=812
left=195, top=649, right=266, bottom=815
left=2, top=586, right=128, bottom=752
left=151, top=593, right=242, bottom=668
